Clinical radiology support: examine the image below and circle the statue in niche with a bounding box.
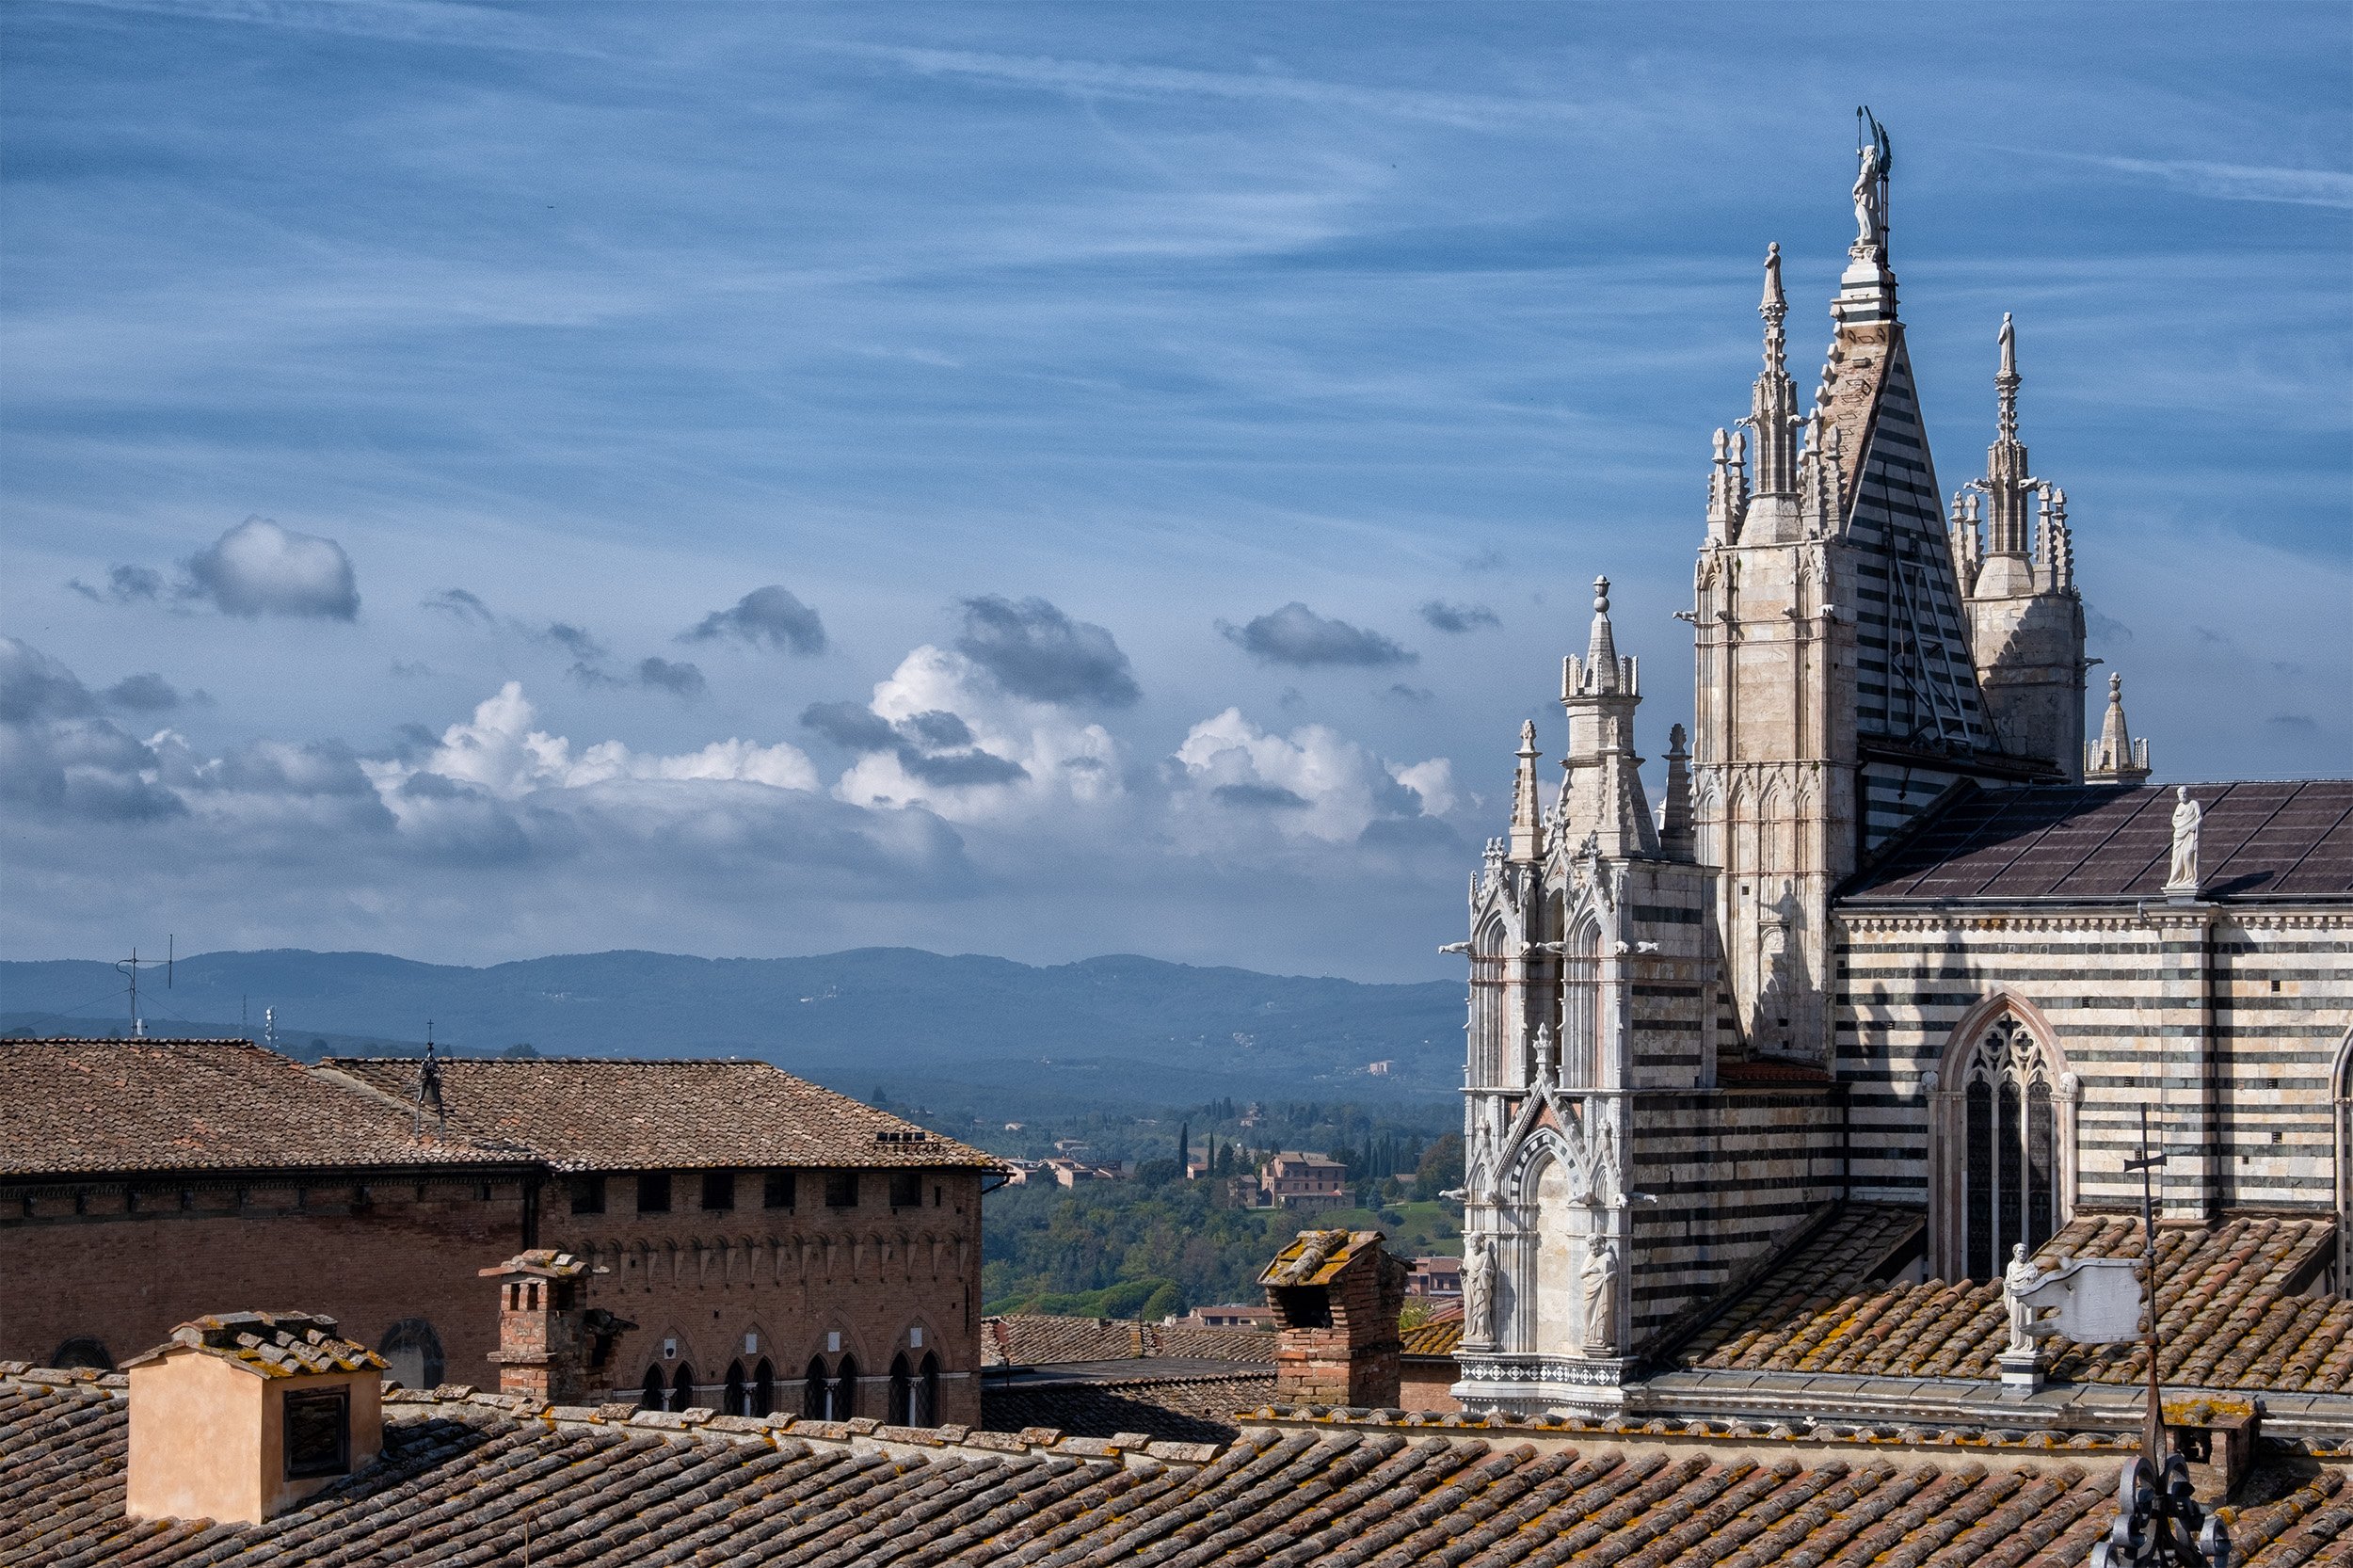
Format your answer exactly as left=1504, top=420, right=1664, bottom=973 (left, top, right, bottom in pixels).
left=1463, top=1235, right=1496, bottom=1348
left=2167, top=786, right=2201, bottom=892
left=1580, top=1236, right=1619, bottom=1353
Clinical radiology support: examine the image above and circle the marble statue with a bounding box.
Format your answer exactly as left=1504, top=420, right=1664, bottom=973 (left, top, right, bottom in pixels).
left=1463, top=1236, right=1495, bottom=1347
left=1580, top=1236, right=1619, bottom=1352
left=2167, top=786, right=2201, bottom=892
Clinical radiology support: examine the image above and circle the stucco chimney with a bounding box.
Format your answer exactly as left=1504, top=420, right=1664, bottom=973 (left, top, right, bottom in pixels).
left=1258, top=1229, right=1408, bottom=1409
left=480, top=1248, right=633, bottom=1404
left=122, top=1311, right=384, bottom=1526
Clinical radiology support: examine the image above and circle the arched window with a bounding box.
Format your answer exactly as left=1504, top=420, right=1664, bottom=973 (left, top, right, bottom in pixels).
left=1561, top=920, right=1601, bottom=1090
left=669, top=1362, right=696, bottom=1413
left=1960, top=1016, right=2059, bottom=1279
left=802, top=1356, right=829, bottom=1419
left=917, top=1352, right=939, bottom=1426
left=888, top=1353, right=913, bottom=1425
left=1470, top=918, right=1507, bottom=1087
left=831, top=1353, right=859, bottom=1421
left=723, top=1360, right=748, bottom=1416
left=378, top=1319, right=444, bottom=1392
left=49, top=1336, right=112, bottom=1371
left=639, top=1367, right=665, bottom=1411
left=752, top=1358, right=775, bottom=1417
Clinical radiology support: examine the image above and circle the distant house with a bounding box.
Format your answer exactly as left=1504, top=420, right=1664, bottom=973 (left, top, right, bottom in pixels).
left=1366, top=1061, right=1393, bottom=1076
left=1177, top=1304, right=1276, bottom=1331
left=1258, top=1151, right=1347, bottom=1210
left=1407, top=1256, right=1463, bottom=1299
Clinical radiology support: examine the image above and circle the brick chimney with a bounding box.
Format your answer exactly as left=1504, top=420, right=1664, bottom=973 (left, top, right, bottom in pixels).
left=480, top=1248, right=633, bottom=1404
left=1258, top=1229, right=1408, bottom=1409
left=122, top=1311, right=384, bottom=1526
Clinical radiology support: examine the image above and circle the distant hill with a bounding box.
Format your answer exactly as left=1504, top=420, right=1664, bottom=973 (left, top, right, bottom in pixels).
left=0, top=948, right=1463, bottom=1115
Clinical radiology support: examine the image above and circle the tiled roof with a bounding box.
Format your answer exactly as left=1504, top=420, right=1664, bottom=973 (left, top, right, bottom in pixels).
left=982, top=1372, right=1275, bottom=1444
left=981, top=1316, right=1275, bottom=1368
left=119, top=1312, right=384, bottom=1378
left=321, top=1056, right=999, bottom=1171
left=0, top=1038, right=518, bottom=1177
left=13, top=1368, right=2352, bottom=1566
left=1401, top=1303, right=1465, bottom=1358
left=1683, top=1212, right=2353, bottom=1393
left=1258, top=1227, right=1378, bottom=1288
left=1844, top=779, right=2353, bottom=904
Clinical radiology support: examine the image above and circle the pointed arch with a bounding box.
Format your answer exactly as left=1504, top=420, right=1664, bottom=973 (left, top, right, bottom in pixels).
left=1929, top=992, right=2078, bottom=1280
left=1561, top=915, right=1604, bottom=1091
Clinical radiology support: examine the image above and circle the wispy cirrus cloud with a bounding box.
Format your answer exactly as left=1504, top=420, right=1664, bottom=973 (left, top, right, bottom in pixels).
left=46, top=0, right=599, bottom=56
left=1998, top=145, right=2353, bottom=208
left=826, top=42, right=1618, bottom=133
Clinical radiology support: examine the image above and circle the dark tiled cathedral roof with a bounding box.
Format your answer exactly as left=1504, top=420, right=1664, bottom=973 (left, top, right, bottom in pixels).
left=1681, top=1212, right=2353, bottom=1393
left=13, top=1368, right=2353, bottom=1566
left=1843, top=779, right=2353, bottom=904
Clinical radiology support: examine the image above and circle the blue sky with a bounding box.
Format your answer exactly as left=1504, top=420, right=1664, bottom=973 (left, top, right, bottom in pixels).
left=4, top=0, right=2347, bottom=979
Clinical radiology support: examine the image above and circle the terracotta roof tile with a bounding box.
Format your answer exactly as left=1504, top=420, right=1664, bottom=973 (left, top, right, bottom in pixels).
left=982, top=1372, right=1275, bottom=1443
left=1682, top=1211, right=2352, bottom=1393
left=322, top=1056, right=999, bottom=1170
left=981, top=1315, right=1276, bottom=1368
left=0, top=1038, right=518, bottom=1176
left=118, top=1311, right=385, bottom=1378
left=0, top=1039, right=993, bottom=1179
left=5, top=1372, right=2349, bottom=1566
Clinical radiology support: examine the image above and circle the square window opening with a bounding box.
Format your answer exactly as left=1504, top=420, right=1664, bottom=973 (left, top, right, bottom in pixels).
left=888, top=1171, right=921, bottom=1208
left=700, top=1171, right=735, bottom=1212
left=636, top=1172, right=672, bottom=1214
left=824, top=1171, right=859, bottom=1208
left=763, top=1170, right=795, bottom=1210
left=283, top=1386, right=350, bottom=1480
left=568, top=1175, right=606, bottom=1216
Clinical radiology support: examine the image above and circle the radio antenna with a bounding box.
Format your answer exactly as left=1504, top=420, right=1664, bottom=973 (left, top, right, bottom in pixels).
left=115, top=945, right=169, bottom=1039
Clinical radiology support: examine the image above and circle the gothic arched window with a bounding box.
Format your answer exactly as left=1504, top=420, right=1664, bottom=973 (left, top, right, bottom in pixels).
left=722, top=1360, right=748, bottom=1416
left=832, top=1354, right=859, bottom=1421
left=802, top=1356, right=829, bottom=1418
left=1961, top=1016, right=2059, bottom=1279
left=669, top=1362, right=696, bottom=1413
left=639, top=1367, right=665, bottom=1411
left=888, top=1353, right=914, bottom=1425
left=918, top=1352, right=940, bottom=1426
left=1561, top=920, right=1601, bottom=1090
left=752, top=1358, right=776, bottom=1417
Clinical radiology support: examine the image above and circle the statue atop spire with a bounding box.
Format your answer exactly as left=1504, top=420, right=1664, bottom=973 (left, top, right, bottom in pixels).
left=1747, top=245, right=1799, bottom=501
left=1971, top=312, right=2040, bottom=560
left=1850, top=106, right=1892, bottom=261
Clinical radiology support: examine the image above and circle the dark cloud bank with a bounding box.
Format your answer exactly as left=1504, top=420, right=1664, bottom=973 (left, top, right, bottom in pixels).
left=1219, top=602, right=1416, bottom=668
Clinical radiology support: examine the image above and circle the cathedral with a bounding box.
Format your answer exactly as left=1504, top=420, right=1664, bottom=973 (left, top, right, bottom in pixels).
left=1450, top=118, right=2353, bottom=1415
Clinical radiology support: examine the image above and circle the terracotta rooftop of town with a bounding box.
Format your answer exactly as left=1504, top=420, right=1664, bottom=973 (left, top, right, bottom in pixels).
left=1681, top=1210, right=2353, bottom=1393
left=321, top=1056, right=998, bottom=1171
left=1843, top=778, right=2353, bottom=904
left=0, top=1038, right=994, bottom=1178
left=981, top=1315, right=1275, bottom=1368
left=118, top=1312, right=385, bottom=1379
left=13, top=1366, right=2352, bottom=1565
left=0, top=1038, right=515, bottom=1177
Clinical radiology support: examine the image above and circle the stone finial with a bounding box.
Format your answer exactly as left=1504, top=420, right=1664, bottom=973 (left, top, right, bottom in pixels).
left=1584, top=577, right=1618, bottom=687
left=1748, top=246, right=1798, bottom=499
left=1508, top=720, right=1544, bottom=862
left=1658, top=723, right=1695, bottom=861
left=2085, top=673, right=2153, bottom=787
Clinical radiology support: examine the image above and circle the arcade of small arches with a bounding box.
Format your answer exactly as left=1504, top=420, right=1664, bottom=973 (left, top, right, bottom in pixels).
left=557, top=1228, right=968, bottom=1289
left=634, top=1339, right=942, bottom=1426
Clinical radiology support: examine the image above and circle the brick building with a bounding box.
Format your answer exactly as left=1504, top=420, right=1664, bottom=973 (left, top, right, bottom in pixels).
left=0, top=1038, right=998, bottom=1424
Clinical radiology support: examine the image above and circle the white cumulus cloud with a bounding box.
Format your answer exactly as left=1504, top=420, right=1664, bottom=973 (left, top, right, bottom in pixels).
left=1170, top=707, right=1451, bottom=845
